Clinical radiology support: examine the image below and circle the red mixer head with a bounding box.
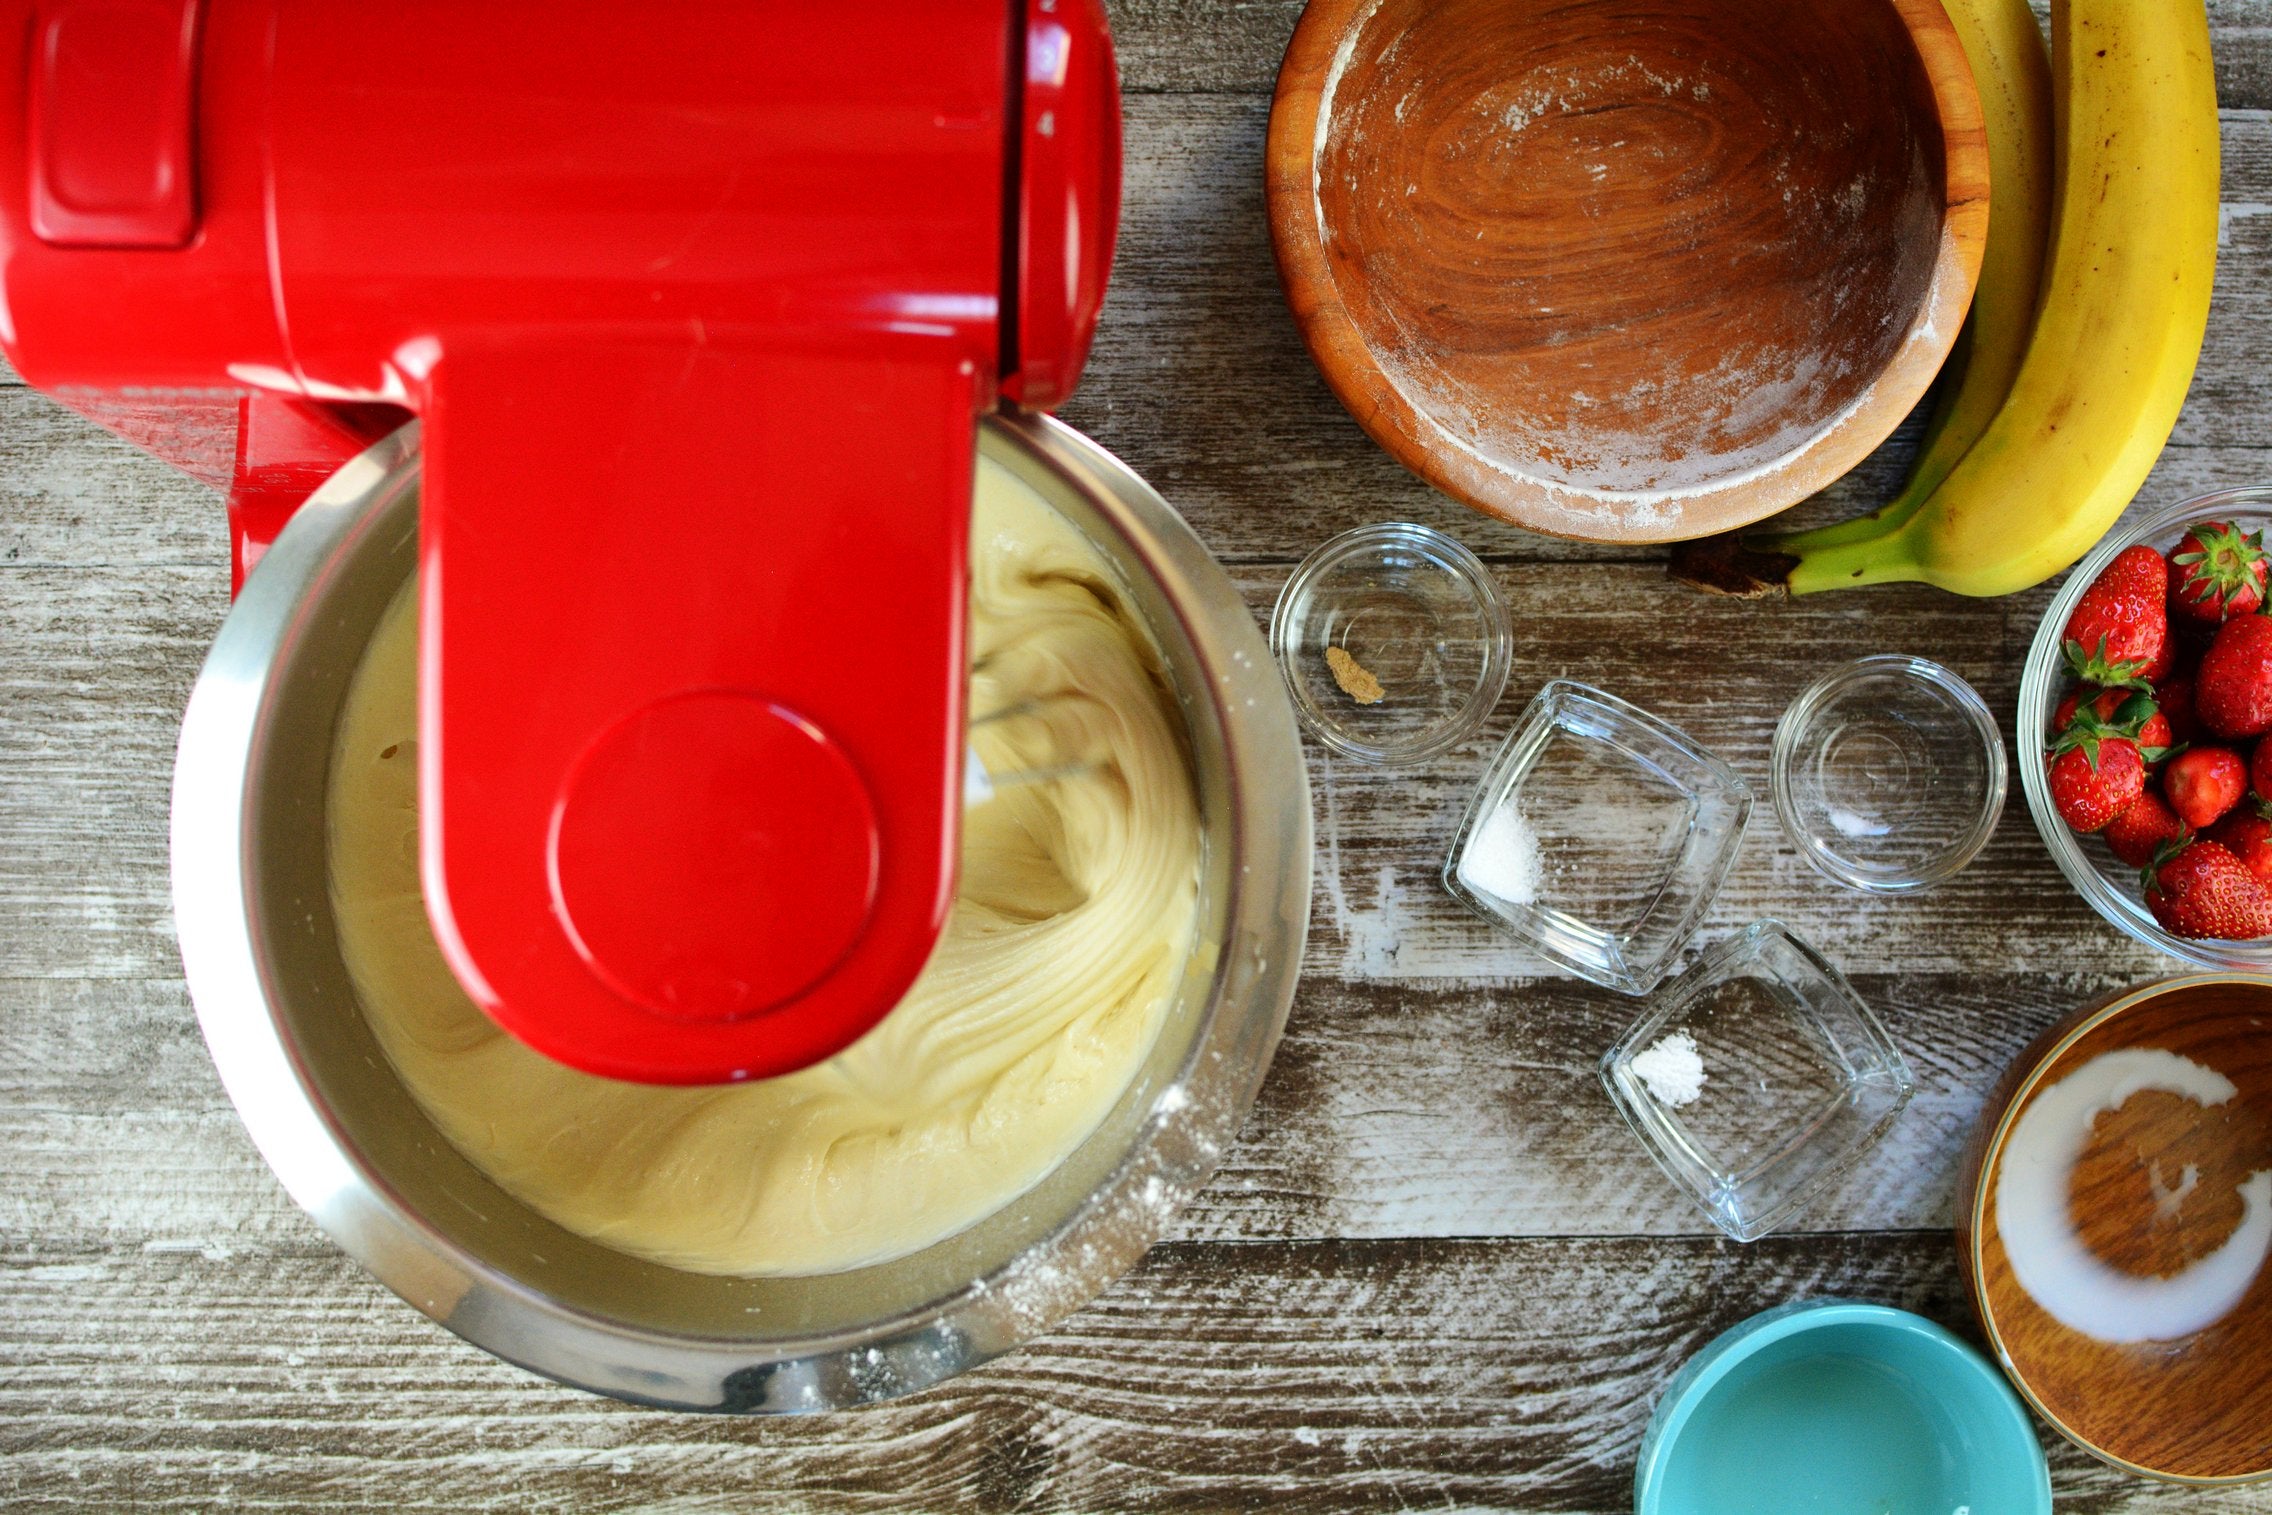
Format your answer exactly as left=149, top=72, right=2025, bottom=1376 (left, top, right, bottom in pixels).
left=0, top=0, right=1121, bottom=1081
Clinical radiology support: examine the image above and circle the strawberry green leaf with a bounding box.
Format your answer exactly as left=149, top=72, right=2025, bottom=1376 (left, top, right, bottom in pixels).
left=2062, top=636, right=2152, bottom=690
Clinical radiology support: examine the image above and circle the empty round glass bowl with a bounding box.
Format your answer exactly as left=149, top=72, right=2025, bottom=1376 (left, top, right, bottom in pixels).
left=1771, top=655, right=2006, bottom=894
left=1270, top=522, right=1513, bottom=765
left=2020, top=487, right=2272, bottom=969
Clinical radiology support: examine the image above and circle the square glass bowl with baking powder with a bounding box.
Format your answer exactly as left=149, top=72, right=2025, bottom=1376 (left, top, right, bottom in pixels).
left=1442, top=681, right=1753, bottom=995
left=1600, top=921, right=1915, bottom=1241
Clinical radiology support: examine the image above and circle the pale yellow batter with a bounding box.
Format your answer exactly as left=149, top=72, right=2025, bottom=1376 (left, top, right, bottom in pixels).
left=327, top=460, right=1200, bottom=1276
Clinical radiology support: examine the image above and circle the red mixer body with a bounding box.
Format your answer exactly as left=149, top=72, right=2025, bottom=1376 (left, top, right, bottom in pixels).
left=0, top=0, right=1121, bottom=1081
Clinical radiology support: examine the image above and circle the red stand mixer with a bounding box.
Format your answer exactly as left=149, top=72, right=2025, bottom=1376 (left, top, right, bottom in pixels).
left=0, top=0, right=1120, bottom=1082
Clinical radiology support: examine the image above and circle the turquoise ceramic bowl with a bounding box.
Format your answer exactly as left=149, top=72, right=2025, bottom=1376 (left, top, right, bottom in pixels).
left=1636, top=1301, right=2050, bottom=1515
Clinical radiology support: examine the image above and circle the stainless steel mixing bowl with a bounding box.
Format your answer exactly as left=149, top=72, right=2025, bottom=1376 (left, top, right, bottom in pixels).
left=170, top=413, right=1311, bottom=1412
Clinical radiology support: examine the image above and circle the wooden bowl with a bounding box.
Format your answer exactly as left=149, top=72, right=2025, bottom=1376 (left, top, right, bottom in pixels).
left=1958, top=975, right=2272, bottom=1484
left=1265, top=0, right=1988, bottom=543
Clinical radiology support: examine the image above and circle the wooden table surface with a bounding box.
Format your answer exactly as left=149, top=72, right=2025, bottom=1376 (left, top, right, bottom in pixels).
left=7, top=4, right=2272, bottom=1510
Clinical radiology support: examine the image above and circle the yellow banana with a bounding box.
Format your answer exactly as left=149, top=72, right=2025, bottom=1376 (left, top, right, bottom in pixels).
left=1682, top=0, right=2219, bottom=599
left=1763, top=0, right=2054, bottom=554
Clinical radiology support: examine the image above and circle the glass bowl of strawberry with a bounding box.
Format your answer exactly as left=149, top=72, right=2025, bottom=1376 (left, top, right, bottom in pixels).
left=2021, top=487, right=2272, bottom=965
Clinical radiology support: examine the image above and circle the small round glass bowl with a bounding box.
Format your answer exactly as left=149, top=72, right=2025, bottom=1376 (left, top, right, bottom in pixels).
left=1771, top=655, right=2006, bottom=894
left=2020, top=486, right=2272, bottom=969
left=1269, top=522, right=1513, bottom=765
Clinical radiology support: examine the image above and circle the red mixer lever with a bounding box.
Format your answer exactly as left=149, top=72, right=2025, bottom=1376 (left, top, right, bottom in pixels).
left=0, top=0, right=1121, bottom=1083
left=421, top=339, right=974, bottom=1077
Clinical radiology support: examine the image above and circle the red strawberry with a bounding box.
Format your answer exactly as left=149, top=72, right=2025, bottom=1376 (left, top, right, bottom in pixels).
left=2139, top=711, right=2176, bottom=766
left=2147, top=840, right=2272, bottom=940
left=2054, top=686, right=2121, bottom=728
left=2197, top=614, right=2272, bottom=738
left=2156, top=674, right=2202, bottom=744
left=2105, top=790, right=2189, bottom=868
left=2208, top=806, right=2272, bottom=885
left=2046, top=717, right=2146, bottom=833
left=2062, top=545, right=2169, bottom=688
left=2055, top=688, right=2173, bottom=765
left=2164, top=745, right=2248, bottom=829
left=2171, top=520, right=2270, bottom=624
left=2255, top=738, right=2272, bottom=804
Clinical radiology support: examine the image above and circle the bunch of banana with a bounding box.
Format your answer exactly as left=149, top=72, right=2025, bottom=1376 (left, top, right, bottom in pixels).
left=1675, top=0, right=2219, bottom=599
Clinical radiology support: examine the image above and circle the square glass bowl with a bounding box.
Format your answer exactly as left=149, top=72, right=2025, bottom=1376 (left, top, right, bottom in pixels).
left=1442, top=681, right=1752, bottom=995
left=1600, top=921, right=1915, bottom=1242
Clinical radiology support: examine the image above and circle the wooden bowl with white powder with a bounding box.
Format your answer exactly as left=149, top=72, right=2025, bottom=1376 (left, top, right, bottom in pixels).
left=1958, top=975, right=2272, bottom=1483
left=1264, top=0, right=1988, bottom=543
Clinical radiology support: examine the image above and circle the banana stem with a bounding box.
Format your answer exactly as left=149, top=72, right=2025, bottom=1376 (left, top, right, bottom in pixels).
left=1781, top=520, right=1930, bottom=595
left=1753, top=478, right=1930, bottom=555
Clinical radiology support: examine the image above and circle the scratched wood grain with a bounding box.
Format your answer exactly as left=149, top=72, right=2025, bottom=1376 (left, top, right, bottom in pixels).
left=0, top=555, right=2180, bottom=984
left=1099, top=1, right=2272, bottom=106
left=0, top=966, right=2165, bottom=1256
left=4, top=1236, right=2268, bottom=1513
left=8, top=5, right=2272, bottom=1511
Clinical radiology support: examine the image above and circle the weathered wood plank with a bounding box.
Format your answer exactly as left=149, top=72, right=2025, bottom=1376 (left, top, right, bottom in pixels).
left=1259, top=562, right=2159, bottom=985
left=0, top=387, right=223, bottom=568
left=1188, top=968, right=2153, bottom=1242
left=1105, top=0, right=2272, bottom=109
left=0, top=565, right=221, bottom=983
left=0, top=968, right=2156, bottom=1252
left=0, top=1233, right=2256, bottom=1513
left=0, top=554, right=2183, bottom=984
left=0, top=0, right=2235, bottom=123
